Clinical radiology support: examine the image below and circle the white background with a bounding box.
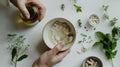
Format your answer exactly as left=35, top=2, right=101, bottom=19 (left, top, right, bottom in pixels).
left=0, top=0, right=120, bottom=67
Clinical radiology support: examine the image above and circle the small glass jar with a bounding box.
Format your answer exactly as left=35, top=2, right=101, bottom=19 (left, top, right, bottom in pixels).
left=18, top=5, right=39, bottom=26
left=88, top=14, right=100, bottom=27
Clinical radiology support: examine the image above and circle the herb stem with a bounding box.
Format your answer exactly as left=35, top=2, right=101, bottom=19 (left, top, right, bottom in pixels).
left=111, top=59, right=114, bottom=67
left=15, top=62, right=17, bottom=67
left=14, top=52, right=18, bottom=67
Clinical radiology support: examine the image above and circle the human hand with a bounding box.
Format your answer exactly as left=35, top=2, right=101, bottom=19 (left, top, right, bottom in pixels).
left=32, top=42, right=70, bottom=67
left=10, top=0, right=46, bottom=21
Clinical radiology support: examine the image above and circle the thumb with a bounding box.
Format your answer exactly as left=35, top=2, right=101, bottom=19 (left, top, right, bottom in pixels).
left=18, top=4, right=30, bottom=19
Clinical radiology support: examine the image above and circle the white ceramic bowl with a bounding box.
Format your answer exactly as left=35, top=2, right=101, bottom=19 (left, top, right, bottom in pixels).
left=43, top=18, right=76, bottom=51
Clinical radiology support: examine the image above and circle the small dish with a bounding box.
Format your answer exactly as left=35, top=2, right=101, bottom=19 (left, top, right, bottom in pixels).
left=43, top=18, right=76, bottom=51
left=88, top=14, right=100, bottom=26
left=82, top=56, right=103, bottom=67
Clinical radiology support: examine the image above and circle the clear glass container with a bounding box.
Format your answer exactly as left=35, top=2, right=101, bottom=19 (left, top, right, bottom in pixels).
left=18, top=5, right=39, bottom=26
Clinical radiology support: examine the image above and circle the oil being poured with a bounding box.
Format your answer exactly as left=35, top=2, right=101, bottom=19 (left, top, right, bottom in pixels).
left=18, top=5, right=39, bottom=26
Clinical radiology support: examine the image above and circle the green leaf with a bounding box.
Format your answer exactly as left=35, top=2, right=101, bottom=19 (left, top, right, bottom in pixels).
left=93, top=42, right=102, bottom=47
left=61, top=4, right=65, bottom=11
left=103, top=43, right=109, bottom=49
left=74, top=4, right=82, bottom=12
left=96, top=32, right=105, bottom=40
left=103, top=13, right=109, bottom=20
left=17, top=54, right=28, bottom=61
left=105, top=50, right=112, bottom=59
left=106, top=34, right=112, bottom=41
left=77, top=19, right=82, bottom=27
left=112, top=50, right=117, bottom=58
left=102, top=5, right=109, bottom=12
left=11, top=48, right=17, bottom=61
left=106, top=50, right=117, bottom=59
left=110, top=17, right=118, bottom=26
left=112, top=27, right=120, bottom=38
left=111, top=42, right=117, bottom=50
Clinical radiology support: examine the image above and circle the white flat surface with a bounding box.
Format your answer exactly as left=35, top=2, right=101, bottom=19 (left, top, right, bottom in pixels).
left=0, top=0, right=120, bottom=67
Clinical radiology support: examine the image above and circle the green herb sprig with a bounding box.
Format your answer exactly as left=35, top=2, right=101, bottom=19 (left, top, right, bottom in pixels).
left=103, top=5, right=109, bottom=12
left=110, top=17, right=118, bottom=26
left=93, top=27, right=120, bottom=67
left=61, top=4, right=65, bottom=11
left=102, top=5, right=118, bottom=26
left=77, top=19, right=82, bottom=27
left=7, top=34, right=29, bottom=67
left=103, top=13, right=109, bottom=20
left=112, top=27, right=120, bottom=38
left=74, top=4, right=82, bottom=12
left=102, top=5, right=109, bottom=20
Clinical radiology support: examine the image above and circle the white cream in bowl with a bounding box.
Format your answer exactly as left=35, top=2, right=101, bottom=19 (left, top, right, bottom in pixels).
left=43, top=18, right=76, bottom=51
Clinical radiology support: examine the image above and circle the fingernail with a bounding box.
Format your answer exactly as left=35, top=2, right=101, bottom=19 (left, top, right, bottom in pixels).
left=24, top=12, right=30, bottom=19
left=26, top=15, right=30, bottom=19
